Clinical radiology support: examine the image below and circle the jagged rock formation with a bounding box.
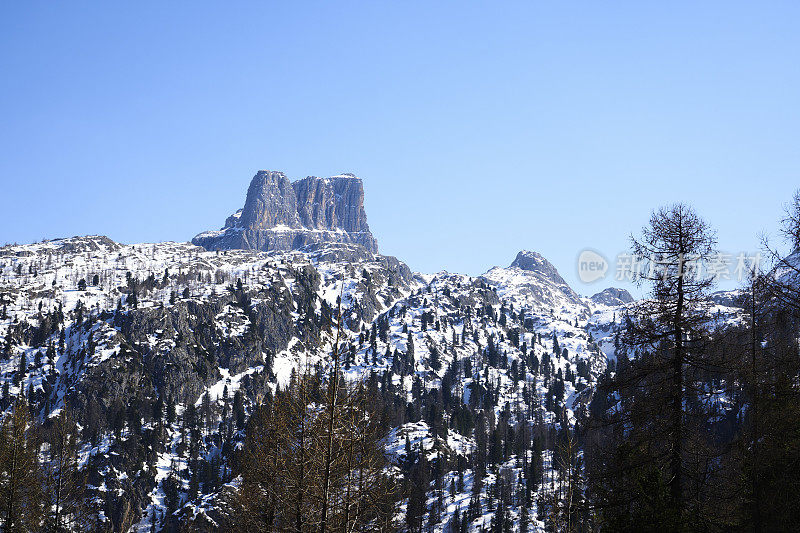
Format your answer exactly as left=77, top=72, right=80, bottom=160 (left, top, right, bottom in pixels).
left=192, top=170, right=378, bottom=253
left=590, top=287, right=634, bottom=307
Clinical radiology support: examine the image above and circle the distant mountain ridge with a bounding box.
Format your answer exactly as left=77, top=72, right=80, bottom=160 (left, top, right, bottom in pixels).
left=192, top=170, right=378, bottom=253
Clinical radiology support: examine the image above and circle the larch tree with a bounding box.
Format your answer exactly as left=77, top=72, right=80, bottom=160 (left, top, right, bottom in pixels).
left=44, top=409, right=88, bottom=532
left=236, top=297, right=396, bottom=532
left=586, top=203, right=718, bottom=530
left=0, top=396, right=46, bottom=533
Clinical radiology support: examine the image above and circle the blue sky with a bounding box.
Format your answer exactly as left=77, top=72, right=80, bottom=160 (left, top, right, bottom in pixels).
left=1, top=2, right=799, bottom=295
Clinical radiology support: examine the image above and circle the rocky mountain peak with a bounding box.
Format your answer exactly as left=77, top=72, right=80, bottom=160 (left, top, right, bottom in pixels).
left=482, top=250, right=586, bottom=314
left=192, top=170, right=378, bottom=253
left=510, top=250, right=566, bottom=285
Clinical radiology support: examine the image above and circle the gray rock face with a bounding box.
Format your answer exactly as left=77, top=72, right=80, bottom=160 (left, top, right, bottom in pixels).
left=590, top=287, right=634, bottom=306
left=193, top=170, right=378, bottom=253
left=293, top=174, right=373, bottom=233
left=241, top=170, right=300, bottom=229
left=293, top=175, right=336, bottom=229
left=510, top=250, right=570, bottom=287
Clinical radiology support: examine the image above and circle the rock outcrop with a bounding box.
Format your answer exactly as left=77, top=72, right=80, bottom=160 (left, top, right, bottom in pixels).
left=193, top=170, right=379, bottom=253
left=590, top=287, right=634, bottom=306
left=510, top=250, right=568, bottom=284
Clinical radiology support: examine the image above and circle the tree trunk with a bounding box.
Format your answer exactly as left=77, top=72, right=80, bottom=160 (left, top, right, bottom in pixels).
left=320, top=299, right=343, bottom=533
left=671, top=249, right=685, bottom=514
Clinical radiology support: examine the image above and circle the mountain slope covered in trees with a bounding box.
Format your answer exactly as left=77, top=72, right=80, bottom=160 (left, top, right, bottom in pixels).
left=0, top=233, right=651, bottom=531
left=2, top=191, right=800, bottom=532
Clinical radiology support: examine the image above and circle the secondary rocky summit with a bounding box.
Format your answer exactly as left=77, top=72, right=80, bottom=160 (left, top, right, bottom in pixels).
left=193, top=170, right=379, bottom=253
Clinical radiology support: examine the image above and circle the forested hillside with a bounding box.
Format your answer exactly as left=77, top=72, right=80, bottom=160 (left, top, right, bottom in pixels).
left=1, top=193, right=799, bottom=532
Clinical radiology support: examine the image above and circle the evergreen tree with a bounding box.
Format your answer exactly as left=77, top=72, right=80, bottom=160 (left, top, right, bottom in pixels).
left=13, top=351, right=25, bottom=386
left=587, top=203, right=717, bottom=530
left=407, top=331, right=415, bottom=374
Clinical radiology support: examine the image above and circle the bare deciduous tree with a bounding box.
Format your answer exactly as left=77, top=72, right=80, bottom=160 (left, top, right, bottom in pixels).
left=0, top=396, right=46, bottom=533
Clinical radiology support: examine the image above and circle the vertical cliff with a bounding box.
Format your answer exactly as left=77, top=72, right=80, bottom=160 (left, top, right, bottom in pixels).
left=240, top=171, right=300, bottom=230
left=192, top=170, right=379, bottom=253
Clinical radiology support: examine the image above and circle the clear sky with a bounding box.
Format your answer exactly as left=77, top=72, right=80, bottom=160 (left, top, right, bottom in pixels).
left=1, top=2, right=799, bottom=296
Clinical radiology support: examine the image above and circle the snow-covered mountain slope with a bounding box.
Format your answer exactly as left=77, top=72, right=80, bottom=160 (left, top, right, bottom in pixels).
left=0, top=236, right=418, bottom=527
left=4, top=236, right=739, bottom=531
